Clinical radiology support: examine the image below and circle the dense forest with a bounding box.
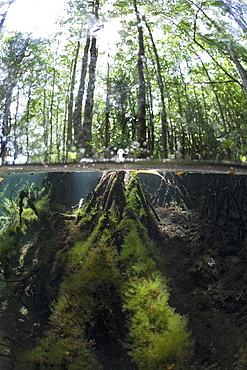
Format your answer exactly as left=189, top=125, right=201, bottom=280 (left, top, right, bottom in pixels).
left=0, top=0, right=247, bottom=164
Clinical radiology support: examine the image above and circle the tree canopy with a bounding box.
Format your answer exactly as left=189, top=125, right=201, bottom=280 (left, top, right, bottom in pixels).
left=0, top=0, right=247, bottom=164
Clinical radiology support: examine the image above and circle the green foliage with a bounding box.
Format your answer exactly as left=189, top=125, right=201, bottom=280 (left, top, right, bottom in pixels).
left=1, top=0, right=247, bottom=161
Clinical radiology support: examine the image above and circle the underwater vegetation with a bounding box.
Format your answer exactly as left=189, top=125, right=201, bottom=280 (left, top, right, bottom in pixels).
left=0, top=177, right=48, bottom=279
left=1, top=171, right=247, bottom=368
left=19, top=172, right=193, bottom=369
left=119, top=179, right=193, bottom=369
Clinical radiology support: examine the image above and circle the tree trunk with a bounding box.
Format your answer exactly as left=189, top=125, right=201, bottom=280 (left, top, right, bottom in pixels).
left=226, top=42, right=247, bottom=96
left=55, top=102, right=61, bottom=162
left=13, top=85, right=20, bottom=163
left=49, top=67, right=56, bottom=158
left=1, top=85, right=13, bottom=160
left=104, top=62, right=111, bottom=148
left=42, top=89, right=49, bottom=163
left=82, top=36, right=98, bottom=157
left=144, top=18, right=169, bottom=158
left=200, top=59, right=229, bottom=133
left=73, top=37, right=90, bottom=150
left=81, top=0, right=100, bottom=157
left=133, top=0, right=146, bottom=156
left=146, top=74, right=154, bottom=156
left=67, top=41, right=81, bottom=149
left=25, top=86, right=32, bottom=163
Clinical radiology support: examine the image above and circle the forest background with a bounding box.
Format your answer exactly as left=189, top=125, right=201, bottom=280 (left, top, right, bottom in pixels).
left=0, top=0, right=247, bottom=164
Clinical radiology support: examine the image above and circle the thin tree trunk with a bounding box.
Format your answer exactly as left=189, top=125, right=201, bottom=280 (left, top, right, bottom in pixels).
left=43, top=90, right=49, bottom=163
left=226, top=42, right=247, bottom=95
left=55, top=103, right=61, bottom=162
left=145, top=69, right=154, bottom=156
left=133, top=0, right=146, bottom=156
left=63, top=79, right=70, bottom=161
left=67, top=40, right=81, bottom=149
left=175, top=83, right=187, bottom=159
left=181, top=79, right=198, bottom=159
left=1, top=85, right=13, bottom=160
left=73, top=37, right=90, bottom=149
left=25, top=86, right=32, bottom=163
left=13, top=85, right=20, bottom=163
left=82, top=0, right=100, bottom=157
left=200, top=85, right=212, bottom=159
left=193, top=86, right=204, bottom=158
left=200, top=60, right=229, bottom=133
left=104, top=62, right=110, bottom=148
left=201, top=61, right=233, bottom=159
left=82, top=37, right=98, bottom=157
left=49, top=67, right=56, bottom=158
left=144, top=18, right=168, bottom=158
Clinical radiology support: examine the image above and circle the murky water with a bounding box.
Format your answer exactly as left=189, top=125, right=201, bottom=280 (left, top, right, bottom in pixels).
left=0, top=170, right=246, bottom=369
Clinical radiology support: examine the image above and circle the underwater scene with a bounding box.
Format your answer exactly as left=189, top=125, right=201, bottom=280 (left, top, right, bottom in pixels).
left=0, top=170, right=247, bottom=370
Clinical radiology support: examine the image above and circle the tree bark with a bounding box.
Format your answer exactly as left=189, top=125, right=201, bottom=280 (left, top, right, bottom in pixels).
left=67, top=41, right=81, bottom=149
left=42, top=89, right=49, bottom=163
left=73, top=37, right=90, bottom=149
left=144, top=18, right=169, bottom=158
left=104, top=62, right=111, bottom=148
left=146, top=74, right=154, bottom=156
left=1, top=85, right=13, bottom=160
left=82, top=36, right=98, bottom=157
left=226, top=42, right=247, bottom=95
left=49, top=67, right=56, bottom=158
left=25, top=86, right=32, bottom=163
left=81, top=0, right=100, bottom=157
left=133, top=0, right=147, bottom=156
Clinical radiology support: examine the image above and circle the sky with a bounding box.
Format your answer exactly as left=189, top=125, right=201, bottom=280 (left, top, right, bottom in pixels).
left=4, top=0, right=121, bottom=53
left=4, top=0, right=67, bottom=37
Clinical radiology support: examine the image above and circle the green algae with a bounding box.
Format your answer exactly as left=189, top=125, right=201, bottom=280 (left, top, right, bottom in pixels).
left=20, top=172, right=193, bottom=369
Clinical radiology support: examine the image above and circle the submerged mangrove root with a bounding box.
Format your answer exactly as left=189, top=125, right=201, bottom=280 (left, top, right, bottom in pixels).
left=19, top=171, right=193, bottom=370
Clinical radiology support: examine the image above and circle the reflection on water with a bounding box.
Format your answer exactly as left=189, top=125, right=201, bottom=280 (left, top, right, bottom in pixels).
left=0, top=170, right=246, bottom=369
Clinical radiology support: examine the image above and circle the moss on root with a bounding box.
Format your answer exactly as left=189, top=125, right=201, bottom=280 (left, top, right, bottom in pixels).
left=119, top=177, right=193, bottom=369
left=20, top=173, right=193, bottom=369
